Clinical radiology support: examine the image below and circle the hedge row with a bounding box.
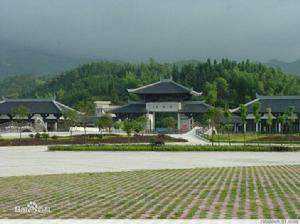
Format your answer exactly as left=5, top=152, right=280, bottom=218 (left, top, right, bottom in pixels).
left=48, top=144, right=300, bottom=152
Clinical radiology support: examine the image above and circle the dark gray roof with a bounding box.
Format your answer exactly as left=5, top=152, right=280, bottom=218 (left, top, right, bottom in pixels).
left=232, top=94, right=300, bottom=113
left=180, top=101, right=212, bottom=113
left=80, top=116, right=98, bottom=125
left=111, top=103, right=147, bottom=114
left=218, top=114, right=241, bottom=124
left=128, top=79, right=201, bottom=96
left=0, top=99, right=74, bottom=115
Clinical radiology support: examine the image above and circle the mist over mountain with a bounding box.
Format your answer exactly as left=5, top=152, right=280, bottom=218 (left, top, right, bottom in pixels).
left=267, top=59, right=300, bottom=75
left=0, top=43, right=96, bottom=77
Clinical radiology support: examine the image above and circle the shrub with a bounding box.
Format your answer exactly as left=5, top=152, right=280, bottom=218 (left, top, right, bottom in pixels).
left=270, top=146, right=290, bottom=151
left=48, top=144, right=300, bottom=152
left=51, top=135, right=58, bottom=140
left=35, top=133, right=41, bottom=139
left=29, top=134, right=34, bottom=139
left=41, top=133, right=49, bottom=140
left=150, top=139, right=165, bottom=146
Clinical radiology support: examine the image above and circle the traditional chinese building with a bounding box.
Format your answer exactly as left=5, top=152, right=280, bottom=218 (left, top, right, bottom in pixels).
left=111, top=78, right=212, bottom=132
left=0, top=98, right=76, bottom=131
left=231, top=94, right=300, bottom=133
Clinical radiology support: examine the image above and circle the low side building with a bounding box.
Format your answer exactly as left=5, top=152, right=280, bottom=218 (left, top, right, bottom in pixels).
left=0, top=98, right=76, bottom=131
left=231, top=94, right=300, bottom=133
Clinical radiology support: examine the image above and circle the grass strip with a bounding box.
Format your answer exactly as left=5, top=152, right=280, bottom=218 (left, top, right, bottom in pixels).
left=48, top=144, right=300, bottom=152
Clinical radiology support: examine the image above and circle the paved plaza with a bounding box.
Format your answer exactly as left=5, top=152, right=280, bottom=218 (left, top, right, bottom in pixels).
left=1, top=146, right=299, bottom=177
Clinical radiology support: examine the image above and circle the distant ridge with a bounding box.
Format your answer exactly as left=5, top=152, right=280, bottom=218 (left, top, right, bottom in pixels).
left=267, top=59, right=300, bottom=75
left=0, top=42, right=97, bottom=77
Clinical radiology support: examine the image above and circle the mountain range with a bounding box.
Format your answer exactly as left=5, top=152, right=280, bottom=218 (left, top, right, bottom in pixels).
left=267, top=59, right=300, bottom=75
left=1, top=44, right=300, bottom=77
left=0, top=43, right=96, bottom=77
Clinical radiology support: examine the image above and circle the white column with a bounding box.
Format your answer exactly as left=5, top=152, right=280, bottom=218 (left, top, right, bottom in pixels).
left=53, top=122, right=58, bottom=131
left=146, top=112, right=155, bottom=131
left=146, top=112, right=150, bottom=131
left=243, top=124, right=247, bottom=133
left=190, top=116, right=194, bottom=130
left=278, top=123, right=281, bottom=133
left=177, top=113, right=181, bottom=130
left=152, top=112, right=155, bottom=131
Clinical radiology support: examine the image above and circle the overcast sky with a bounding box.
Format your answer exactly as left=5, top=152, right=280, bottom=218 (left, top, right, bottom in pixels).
left=1, top=0, right=300, bottom=62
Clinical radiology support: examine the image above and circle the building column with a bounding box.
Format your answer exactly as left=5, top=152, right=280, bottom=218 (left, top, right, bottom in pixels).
left=190, top=116, right=194, bottom=130
left=177, top=113, right=181, bottom=131
left=146, top=112, right=155, bottom=132
left=243, top=123, right=247, bottom=133
left=152, top=112, right=155, bottom=131
left=259, top=122, right=262, bottom=132
left=53, top=122, right=58, bottom=132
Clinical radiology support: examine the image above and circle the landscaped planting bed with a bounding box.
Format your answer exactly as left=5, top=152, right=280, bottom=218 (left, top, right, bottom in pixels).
left=209, top=133, right=300, bottom=144
left=48, top=144, right=300, bottom=152
left=0, top=134, right=186, bottom=146
left=0, top=165, right=299, bottom=218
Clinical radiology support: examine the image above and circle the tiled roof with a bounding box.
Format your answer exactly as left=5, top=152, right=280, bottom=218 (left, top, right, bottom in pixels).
left=231, top=94, right=300, bottom=113
left=111, top=103, right=147, bottom=114
left=0, top=99, right=74, bottom=115
left=180, top=101, right=212, bottom=113
left=127, top=79, right=201, bottom=96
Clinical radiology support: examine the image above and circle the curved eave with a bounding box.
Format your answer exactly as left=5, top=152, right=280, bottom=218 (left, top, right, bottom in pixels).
left=230, top=98, right=260, bottom=113
left=190, top=90, right=202, bottom=96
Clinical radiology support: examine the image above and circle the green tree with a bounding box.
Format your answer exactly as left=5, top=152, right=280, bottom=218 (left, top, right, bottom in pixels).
left=113, top=120, right=122, bottom=131
left=286, top=106, right=295, bottom=133
left=63, top=110, right=80, bottom=136
left=11, top=106, right=30, bottom=140
left=223, top=106, right=232, bottom=145
left=207, top=107, right=223, bottom=145
left=161, top=116, right=177, bottom=132
left=253, top=101, right=261, bottom=133
left=215, top=77, right=229, bottom=106
left=96, top=113, right=113, bottom=137
left=133, top=116, right=148, bottom=135
left=240, top=104, right=248, bottom=145
left=122, top=119, right=134, bottom=141
left=266, top=107, right=273, bottom=133
left=277, top=114, right=285, bottom=134
left=76, top=100, right=95, bottom=116
left=252, top=101, right=261, bottom=145
left=205, top=82, right=217, bottom=106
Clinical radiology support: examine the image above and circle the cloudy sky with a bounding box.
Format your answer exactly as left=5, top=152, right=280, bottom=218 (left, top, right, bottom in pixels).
left=1, top=0, right=300, bottom=62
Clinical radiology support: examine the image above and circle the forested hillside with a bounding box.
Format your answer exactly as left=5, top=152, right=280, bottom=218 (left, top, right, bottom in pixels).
left=1, top=59, right=300, bottom=114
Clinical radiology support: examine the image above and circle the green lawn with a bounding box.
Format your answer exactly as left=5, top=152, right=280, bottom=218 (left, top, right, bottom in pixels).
left=0, top=165, right=299, bottom=219
left=209, top=133, right=300, bottom=143
left=48, top=144, right=299, bottom=152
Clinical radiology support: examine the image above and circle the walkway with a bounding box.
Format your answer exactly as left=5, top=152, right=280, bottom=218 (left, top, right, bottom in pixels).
left=0, top=146, right=299, bottom=177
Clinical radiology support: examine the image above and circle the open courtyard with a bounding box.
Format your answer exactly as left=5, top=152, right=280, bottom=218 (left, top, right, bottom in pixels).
left=1, top=146, right=300, bottom=177
left=0, top=165, right=299, bottom=219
